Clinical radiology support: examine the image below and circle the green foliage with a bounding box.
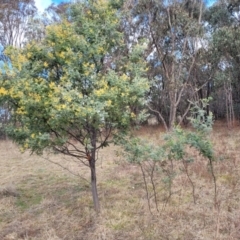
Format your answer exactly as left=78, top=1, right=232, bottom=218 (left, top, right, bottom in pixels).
left=188, top=98, right=214, bottom=133
left=117, top=135, right=166, bottom=164
left=120, top=99, right=214, bottom=164
left=0, top=0, right=149, bottom=155
left=204, top=5, right=232, bottom=30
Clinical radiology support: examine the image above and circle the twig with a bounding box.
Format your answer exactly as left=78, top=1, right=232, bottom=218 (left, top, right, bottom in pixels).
left=147, top=105, right=169, bottom=132
left=146, top=161, right=159, bottom=212
left=215, top=203, right=221, bottom=240
left=209, top=157, right=217, bottom=208
left=182, top=158, right=196, bottom=204
left=41, top=155, right=89, bottom=184
left=139, top=162, right=153, bottom=215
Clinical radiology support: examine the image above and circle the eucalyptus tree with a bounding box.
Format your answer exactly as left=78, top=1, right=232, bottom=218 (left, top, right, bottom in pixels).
left=123, top=0, right=209, bottom=130
left=0, top=0, right=37, bottom=48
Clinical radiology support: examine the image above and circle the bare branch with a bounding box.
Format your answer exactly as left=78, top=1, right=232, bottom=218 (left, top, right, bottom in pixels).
left=147, top=104, right=169, bottom=131
left=40, top=155, right=90, bottom=184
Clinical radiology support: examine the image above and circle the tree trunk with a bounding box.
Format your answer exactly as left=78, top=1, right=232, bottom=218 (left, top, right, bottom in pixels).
left=89, top=131, right=100, bottom=212
left=90, top=158, right=100, bottom=212
left=169, top=100, right=177, bottom=131
left=206, top=82, right=211, bottom=116
left=224, top=81, right=235, bottom=128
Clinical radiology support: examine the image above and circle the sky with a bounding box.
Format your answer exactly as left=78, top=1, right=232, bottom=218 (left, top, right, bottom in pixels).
left=35, top=0, right=71, bottom=13
left=35, top=0, right=217, bottom=13
left=205, top=0, right=217, bottom=7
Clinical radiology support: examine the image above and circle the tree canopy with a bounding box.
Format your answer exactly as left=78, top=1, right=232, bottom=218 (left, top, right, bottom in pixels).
left=0, top=0, right=149, bottom=211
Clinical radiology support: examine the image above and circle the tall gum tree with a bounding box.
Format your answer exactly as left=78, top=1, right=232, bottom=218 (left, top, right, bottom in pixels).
left=124, top=0, right=209, bottom=130
left=0, top=0, right=37, bottom=48
left=0, top=0, right=149, bottom=212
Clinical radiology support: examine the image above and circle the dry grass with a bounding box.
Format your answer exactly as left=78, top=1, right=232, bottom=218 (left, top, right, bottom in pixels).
left=0, top=123, right=240, bottom=239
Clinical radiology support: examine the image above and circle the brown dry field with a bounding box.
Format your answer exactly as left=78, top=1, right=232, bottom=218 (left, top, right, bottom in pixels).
left=0, top=122, right=240, bottom=240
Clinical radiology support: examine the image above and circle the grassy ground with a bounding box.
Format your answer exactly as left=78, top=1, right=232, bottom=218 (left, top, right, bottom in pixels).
left=0, top=123, right=240, bottom=239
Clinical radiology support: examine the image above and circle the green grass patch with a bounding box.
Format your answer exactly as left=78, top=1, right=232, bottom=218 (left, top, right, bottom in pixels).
left=15, top=190, right=43, bottom=210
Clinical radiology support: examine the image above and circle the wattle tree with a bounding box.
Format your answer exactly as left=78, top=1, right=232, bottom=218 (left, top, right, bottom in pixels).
left=0, top=0, right=149, bottom=212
